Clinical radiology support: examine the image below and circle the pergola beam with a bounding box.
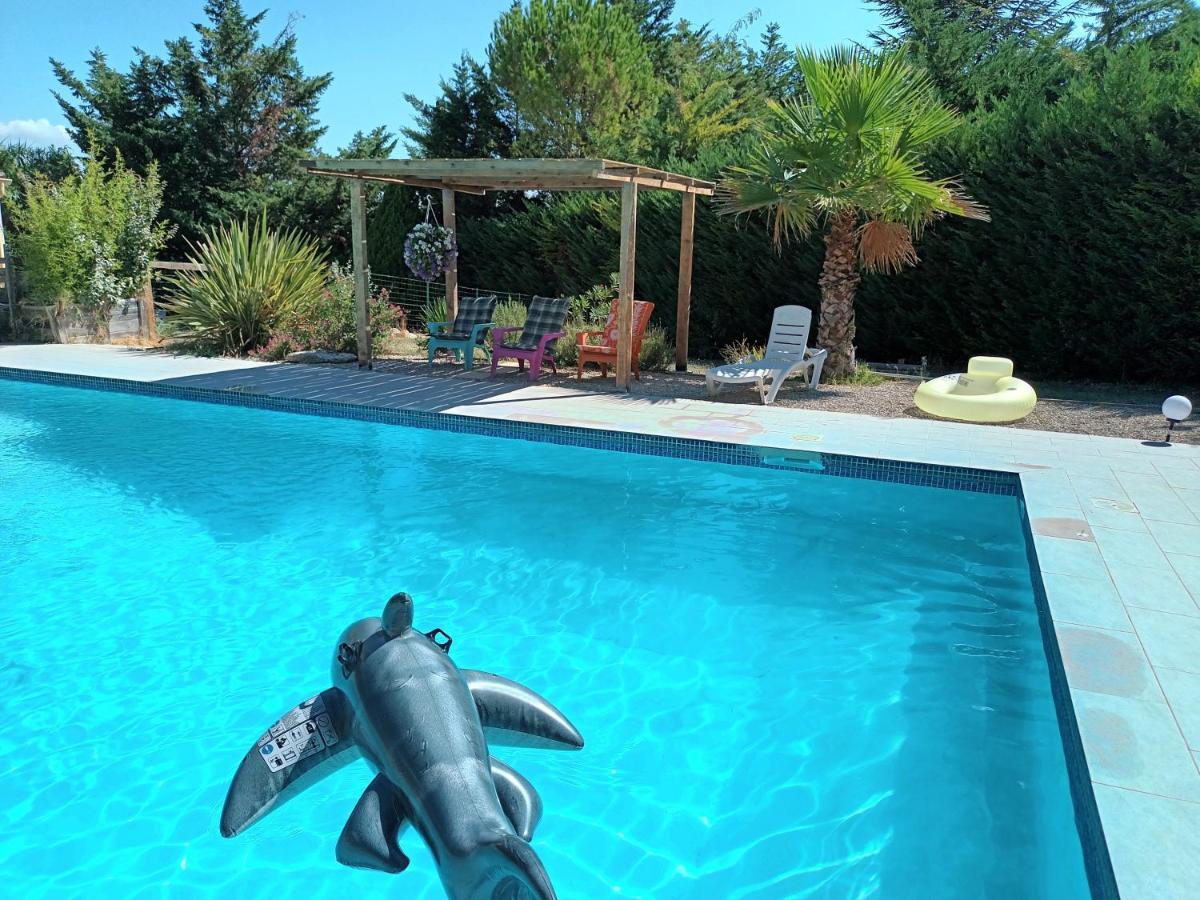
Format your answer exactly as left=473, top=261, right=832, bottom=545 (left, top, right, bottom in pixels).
left=593, top=171, right=714, bottom=195
left=301, top=157, right=713, bottom=195
left=304, top=168, right=489, bottom=195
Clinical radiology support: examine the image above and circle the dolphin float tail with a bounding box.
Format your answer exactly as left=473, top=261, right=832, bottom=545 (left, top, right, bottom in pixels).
left=462, top=670, right=584, bottom=751
left=220, top=688, right=359, bottom=838
left=470, top=833, right=557, bottom=900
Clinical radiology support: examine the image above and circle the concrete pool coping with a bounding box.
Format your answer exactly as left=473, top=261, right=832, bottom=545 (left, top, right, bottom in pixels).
left=3, top=343, right=1199, bottom=898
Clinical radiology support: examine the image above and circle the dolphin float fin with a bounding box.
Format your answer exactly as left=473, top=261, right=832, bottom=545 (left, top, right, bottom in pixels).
left=335, top=774, right=411, bottom=873
left=490, top=757, right=543, bottom=841
left=462, top=670, right=584, bottom=751
left=220, top=688, right=360, bottom=838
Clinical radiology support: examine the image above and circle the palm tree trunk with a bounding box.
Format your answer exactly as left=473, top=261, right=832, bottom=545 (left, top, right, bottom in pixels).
left=817, top=213, right=861, bottom=377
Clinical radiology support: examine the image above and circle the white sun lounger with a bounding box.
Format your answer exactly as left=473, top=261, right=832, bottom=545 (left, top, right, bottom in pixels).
left=705, top=305, right=828, bottom=405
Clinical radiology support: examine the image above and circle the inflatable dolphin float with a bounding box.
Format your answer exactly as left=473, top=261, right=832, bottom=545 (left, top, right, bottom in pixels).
left=220, top=593, right=584, bottom=900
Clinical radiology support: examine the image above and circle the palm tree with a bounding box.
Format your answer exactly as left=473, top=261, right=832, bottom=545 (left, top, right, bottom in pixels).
left=718, top=47, right=989, bottom=377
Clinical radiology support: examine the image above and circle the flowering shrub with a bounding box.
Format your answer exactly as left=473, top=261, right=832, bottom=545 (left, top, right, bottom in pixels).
left=403, top=223, right=457, bottom=282
left=251, top=333, right=301, bottom=361
left=257, top=262, right=399, bottom=357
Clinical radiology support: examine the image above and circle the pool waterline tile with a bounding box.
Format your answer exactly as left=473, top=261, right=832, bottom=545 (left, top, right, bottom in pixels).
left=0, top=365, right=1021, bottom=497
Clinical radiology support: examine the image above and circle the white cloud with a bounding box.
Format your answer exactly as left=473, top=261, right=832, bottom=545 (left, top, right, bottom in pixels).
left=0, top=119, right=75, bottom=149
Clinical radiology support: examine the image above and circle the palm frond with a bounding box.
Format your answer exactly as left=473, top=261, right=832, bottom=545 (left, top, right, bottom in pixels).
left=857, top=219, right=918, bottom=274
left=716, top=44, right=987, bottom=259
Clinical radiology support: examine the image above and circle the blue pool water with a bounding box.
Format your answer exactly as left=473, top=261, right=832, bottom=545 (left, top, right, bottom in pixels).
left=0, top=379, right=1092, bottom=898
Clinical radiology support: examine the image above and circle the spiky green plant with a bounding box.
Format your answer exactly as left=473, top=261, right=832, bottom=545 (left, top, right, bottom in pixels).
left=718, top=46, right=989, bottom=376
left=162, top=215, right=328, bottom=355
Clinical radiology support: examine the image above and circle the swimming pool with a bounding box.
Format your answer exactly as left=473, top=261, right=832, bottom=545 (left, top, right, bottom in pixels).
left=0, top=377, right=1094, bottom=898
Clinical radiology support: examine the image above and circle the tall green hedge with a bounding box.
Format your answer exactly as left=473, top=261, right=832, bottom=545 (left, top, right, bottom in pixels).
left=857, top=29, right=1200, bottom=382
left=371, top=25, right=1200, bottom=382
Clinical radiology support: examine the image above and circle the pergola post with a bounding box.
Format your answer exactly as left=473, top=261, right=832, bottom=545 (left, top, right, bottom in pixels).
left=349, top=178, right=372, bottom=368
left=674, top=191, right=696, bottom=372
left=441, top=187, right=458, bottom=321
left=616, top=181, right=638, bottom=390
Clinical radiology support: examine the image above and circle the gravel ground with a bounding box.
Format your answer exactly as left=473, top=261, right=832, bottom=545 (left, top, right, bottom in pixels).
left=370, top=355, right=1199, bottom=446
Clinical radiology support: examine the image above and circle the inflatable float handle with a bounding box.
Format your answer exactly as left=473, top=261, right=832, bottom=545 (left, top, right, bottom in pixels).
left=424, top=628, right=453, bottom=653
left=337, top=641, right=362, bottom=677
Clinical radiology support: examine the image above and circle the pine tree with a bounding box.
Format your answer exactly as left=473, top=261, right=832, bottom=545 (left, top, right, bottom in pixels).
left=402, top=55, right=515, bottom=160
left=488, top=0, right=661, bottom=157
left=1082, top=0, right=1191, bottom=46
left=868, top=0, right=1083, bottom=111
left=50, top=0, right=350, bottom=249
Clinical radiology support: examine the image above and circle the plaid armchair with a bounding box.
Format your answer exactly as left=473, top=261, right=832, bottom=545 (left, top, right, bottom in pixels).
left=427, top=294, right=498, bottom=370
left=489, top=296, right=570, bottom=383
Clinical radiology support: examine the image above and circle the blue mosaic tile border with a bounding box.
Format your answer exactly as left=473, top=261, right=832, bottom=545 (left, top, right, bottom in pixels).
left=0, top=364, right=1019, bottom=496
left=1018, top=508, right=1119, bottom=900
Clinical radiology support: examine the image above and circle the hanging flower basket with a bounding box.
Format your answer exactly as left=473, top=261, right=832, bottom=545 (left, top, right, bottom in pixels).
left=404, top=222, right=457, bottom=282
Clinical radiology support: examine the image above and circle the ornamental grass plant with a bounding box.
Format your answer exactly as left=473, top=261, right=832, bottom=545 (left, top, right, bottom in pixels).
left=162, top=214, right=327, bottom=356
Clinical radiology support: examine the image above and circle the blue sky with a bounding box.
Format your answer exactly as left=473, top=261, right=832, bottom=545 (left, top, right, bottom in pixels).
left=2, top=1, right=884, bottom=151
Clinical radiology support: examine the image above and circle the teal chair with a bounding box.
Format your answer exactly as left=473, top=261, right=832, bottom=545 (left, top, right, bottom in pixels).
left=427, top=294, right=498, bottom=371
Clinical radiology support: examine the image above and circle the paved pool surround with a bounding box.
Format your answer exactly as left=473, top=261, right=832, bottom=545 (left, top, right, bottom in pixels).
left=4, top=343, right=1199, bottom=899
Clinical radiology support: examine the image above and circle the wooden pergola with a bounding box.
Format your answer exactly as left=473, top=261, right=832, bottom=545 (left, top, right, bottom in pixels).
left=301, top=158, right=715, bottom=389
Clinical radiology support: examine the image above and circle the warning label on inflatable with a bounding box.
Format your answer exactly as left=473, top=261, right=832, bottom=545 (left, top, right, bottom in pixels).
left=257, top=694, right=339, bottom=773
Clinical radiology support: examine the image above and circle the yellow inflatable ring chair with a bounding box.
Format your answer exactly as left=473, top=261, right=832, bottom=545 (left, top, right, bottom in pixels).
left=914, top=356, right=1037, bottom=423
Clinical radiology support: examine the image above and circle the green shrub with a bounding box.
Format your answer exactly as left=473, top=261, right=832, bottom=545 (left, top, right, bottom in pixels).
left=13, top=147, right=170, bottom=323
left=162, top=214, right=327, bottom=356
left=720, top=339, right=766, bottom=364
left=567, top=273, right=619, bottom=322
left=271, top=262, right=397, bottom=356
left=422, top=297, right=448, bottom=328
left=492, top=299, right=527, bottom=330
left=551, top=323, right=588, bottom=367
left=415, top=296, right=448, bottom=353
left=827, top=364, right=885, bottom=386
left=638, top=325, right=674, bottom=372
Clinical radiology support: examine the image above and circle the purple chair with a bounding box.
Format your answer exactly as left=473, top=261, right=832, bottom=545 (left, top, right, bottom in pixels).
left=490, top=296, right=570, bottom=383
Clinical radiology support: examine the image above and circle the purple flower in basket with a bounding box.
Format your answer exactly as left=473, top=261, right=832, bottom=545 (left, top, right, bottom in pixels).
left=404, top=223, right=458, bottom=282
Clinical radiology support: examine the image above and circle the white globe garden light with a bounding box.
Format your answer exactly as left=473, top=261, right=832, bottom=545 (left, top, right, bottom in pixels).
left=1162, top=395, right=1193, bottom=443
